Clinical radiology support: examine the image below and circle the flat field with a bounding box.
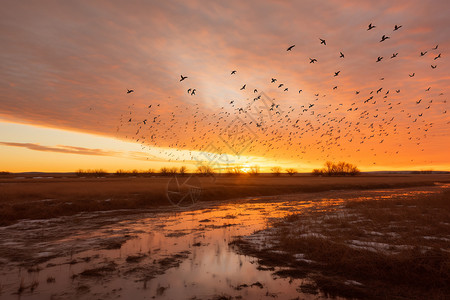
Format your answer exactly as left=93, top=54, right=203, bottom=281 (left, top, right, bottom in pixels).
left=1, top=173, right=449, bottom=225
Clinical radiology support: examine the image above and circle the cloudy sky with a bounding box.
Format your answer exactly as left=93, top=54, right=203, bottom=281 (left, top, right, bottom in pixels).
left=0, top=0, right=449, bottom=172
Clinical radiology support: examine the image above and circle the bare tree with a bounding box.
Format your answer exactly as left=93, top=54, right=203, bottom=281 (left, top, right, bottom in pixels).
left=196, top=165, right=215, bottom=176
left=271, top=166, right=282, bottom=176
left=285, top=168, right=297, bottom=176
left=249, top=165, right=260, bottom=176
left=179, top=166, right=188, bottom=176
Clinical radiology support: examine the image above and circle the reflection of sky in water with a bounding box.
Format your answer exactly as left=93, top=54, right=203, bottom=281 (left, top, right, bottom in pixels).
left=0, top=185, right=446, bottom=299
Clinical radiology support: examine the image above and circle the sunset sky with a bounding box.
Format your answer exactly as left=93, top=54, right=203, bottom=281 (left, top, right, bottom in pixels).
left=1, top=0, right=449, bottom=172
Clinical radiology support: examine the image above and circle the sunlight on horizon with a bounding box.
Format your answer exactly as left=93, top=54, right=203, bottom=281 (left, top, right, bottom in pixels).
left=0, top=120, right=299, bottom=172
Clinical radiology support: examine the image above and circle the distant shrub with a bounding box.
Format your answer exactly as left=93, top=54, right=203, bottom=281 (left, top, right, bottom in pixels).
left=179, top=166, right=188, bottom=176
left=115, top=169, right=128, bottom=176
left=114, top=169, right=156, bottom=176
left=249, top=165, right=260, bottom=176
left=159, top=167, right=170, bottom=176
left=76, top=169, right=107, bottom=177
left=226, top=166, right=245, bottom=176
left=285, top=168, right=297, bottom=176
left=168, top=167, right=178, bottom=175
left=0, top=171, right=10, bottom=175
left=312, top=169, right=322, bottom=176
left=411, top=170, right=433, bottom=174
left=313, top=161, right=360, bottom=176
left=271, top=167, right=282, bottom=176
left=196, top=165, right=215, bottom=176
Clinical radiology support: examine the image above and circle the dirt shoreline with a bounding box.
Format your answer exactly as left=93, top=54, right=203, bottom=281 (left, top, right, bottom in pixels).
left=1, top=174, right=450, bottom=226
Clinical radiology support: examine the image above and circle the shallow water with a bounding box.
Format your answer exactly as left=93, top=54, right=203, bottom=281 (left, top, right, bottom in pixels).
left=0, top=184, right=446, bottom=299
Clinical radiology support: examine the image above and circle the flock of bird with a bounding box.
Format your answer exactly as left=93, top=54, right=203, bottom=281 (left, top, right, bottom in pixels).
left=117, top=22, right=447, bottom=168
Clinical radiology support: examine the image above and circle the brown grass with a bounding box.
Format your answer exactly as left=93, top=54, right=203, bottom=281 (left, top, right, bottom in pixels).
left=0, top=174, right=449, bottom=226
left=232, top=188, right=450, bottom=299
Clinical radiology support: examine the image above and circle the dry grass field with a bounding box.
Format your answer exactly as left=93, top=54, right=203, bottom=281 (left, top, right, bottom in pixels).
left=0, top=173, right=449, bottom=226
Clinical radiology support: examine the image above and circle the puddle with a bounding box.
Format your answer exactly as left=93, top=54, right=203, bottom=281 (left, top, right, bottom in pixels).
left=0, top=185, right=446, bottom=299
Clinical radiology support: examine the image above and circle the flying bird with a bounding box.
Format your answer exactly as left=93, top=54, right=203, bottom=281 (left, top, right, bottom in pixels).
left=409, top=73, right=415, bottom=77
left=334, top=71, right=340, bottom=77
left=254, top=89, right=258, bottom=93
left=380, top=35, right=390, bottom=42
left=298, top=90, right=303, bottom=93
left=434, top=53, right=441, bottom=60
left=309, top=58, right=317, bottom=63
left=432, top=45, right=438, bottom=50
left=127, top=89, right=134, bottom=94
left=391, top=53, right=398, bottom=58
left=240, top=84, right=246, bottom=90
left=191, top=89, right=196, bottom=95
left=320, top=38, right=326, bottom=45
left=431, top=65, right=437, bottom=69
left=287, top=45, right=295, bottom=51
left=376, top=56, right=383, bottom=62
left=180, top=75, right=188, bottom=81
left=367, top=23, right=376, bottom=30
left=271, top=78, right=277, bottom=83
left=393, top=25, right=402, bottom=31
left=278, top=84, right=284, bottom=88
left=231, top=70, right=236, bottom=75
left=420, top=51, right=427, bottom=56
left=340, top=52, right=344, bottom=58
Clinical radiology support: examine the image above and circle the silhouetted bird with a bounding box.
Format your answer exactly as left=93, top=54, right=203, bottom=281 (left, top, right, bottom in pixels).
left=240, top=85, right=246, bottom=90
left=432, top=45, right=438, bottom=50
left=431, top=65, right=437, bottom=69
left=420, top=51, right=427, bottom=56
left=127, top=89, right=134, bottom=94
left=180, top=75, right=188, bottom=81
left=298, top=90, right=303, bottom=93
left=409, top=73, right=415, bottom=77
left=380, top=35, right=390, bottom=42
left=287, top=45, right=295, bottom=51
left=340, top=52, right=344, bottom=58
left=231, top=70, right=236, bottom=75
left=271, top=78, right=277, bottom=83
left=191, top=89, right=196, bottom=95
left=394, top=25, right=402, bottom=31
left=391, top=53, right=398, bottom=58
left=309, top=58, right=317, bottom=63
left=334, top=71, right=340, bottom=77
left=434, top=53, right=441, bottom=60
left=187, top=88, right=191, bottom=94
left=284, top=88, right=288, bottom=91
left=320, top=38, right=326, bottom=45
left=376, top=56, right=383, bottom=62
left=367, top=23, right=376, bottom=30
left=254, top=89, right=258, bottom=93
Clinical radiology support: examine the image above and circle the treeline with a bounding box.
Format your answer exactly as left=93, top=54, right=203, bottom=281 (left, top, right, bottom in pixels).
left=74, top=165, right=300, bottom=177
left=312, top=161, right=360, bottom=176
